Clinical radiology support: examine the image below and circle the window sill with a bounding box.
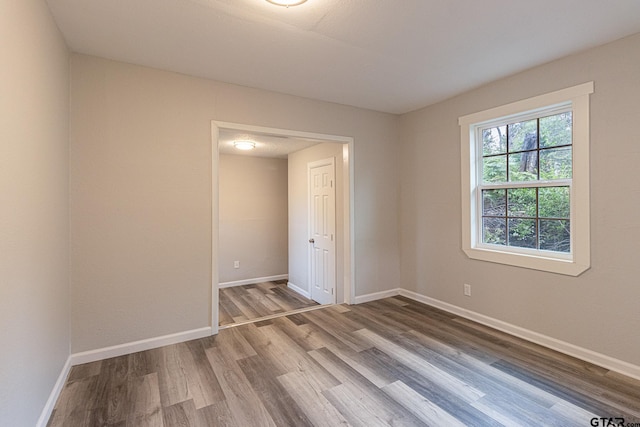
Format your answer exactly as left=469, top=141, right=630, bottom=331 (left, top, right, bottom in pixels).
left=463, top=246, right=590, bottom=276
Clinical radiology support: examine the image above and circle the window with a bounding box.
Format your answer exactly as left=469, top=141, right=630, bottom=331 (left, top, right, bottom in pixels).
left=459, top=82, right=593, bottom=276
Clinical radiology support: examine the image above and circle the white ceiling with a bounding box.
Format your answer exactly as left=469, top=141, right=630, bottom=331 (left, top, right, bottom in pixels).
left=218, top=129, right=323, bottom=158
left=47, top=0, right=640, bottom=114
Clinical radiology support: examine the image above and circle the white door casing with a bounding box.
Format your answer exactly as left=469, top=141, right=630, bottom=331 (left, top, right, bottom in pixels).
left=308, top=158, right=336, bottom=305
left=211, top=121, right=354, bottom=335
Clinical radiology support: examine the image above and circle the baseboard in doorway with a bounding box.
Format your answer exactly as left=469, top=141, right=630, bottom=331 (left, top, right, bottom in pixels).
left=287, top=281, right=310, bottom=299
left=353, top=288, right=400, bottom=304
left=219, top=274, right=288, bottom=288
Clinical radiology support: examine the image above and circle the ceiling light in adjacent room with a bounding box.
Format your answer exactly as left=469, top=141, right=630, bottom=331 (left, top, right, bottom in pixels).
left=266, top=0, right=308, bottom=7
left=233, top=140, right=256, bottom=150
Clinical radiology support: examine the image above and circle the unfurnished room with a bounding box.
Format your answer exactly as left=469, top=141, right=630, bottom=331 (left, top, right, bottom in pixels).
left=2, top=0, right=640, bottom=426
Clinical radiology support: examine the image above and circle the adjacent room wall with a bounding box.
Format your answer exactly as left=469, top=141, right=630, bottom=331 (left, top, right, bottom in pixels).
left=288, top=142, right=345, bottom=301
left=70, top=54, right=400, bottom=352
left=399, top=32, right=640, bottom=367
left=0, top=1, right=70, bottom=425
left=218, top=154, right=288, bottom=283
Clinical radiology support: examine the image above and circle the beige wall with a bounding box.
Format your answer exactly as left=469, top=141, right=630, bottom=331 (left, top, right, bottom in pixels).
left=0, top=0, right=69, bottom=425
left=70, top=54, right=400, bottom=352
left=288, top=143, right=345, bottom=300
left=399, top=33, right=640, bottom=366
left=219, top=154, right=288, bottom=283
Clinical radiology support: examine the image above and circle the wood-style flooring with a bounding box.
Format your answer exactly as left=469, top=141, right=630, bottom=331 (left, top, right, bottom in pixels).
left=219, top=280, right=319, bottom=327
left=48, top=296, right=640, bottom=426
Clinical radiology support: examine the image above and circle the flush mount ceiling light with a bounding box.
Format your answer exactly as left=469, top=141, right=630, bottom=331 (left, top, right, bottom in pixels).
left=233, top=140, right=256, bottom=150
left=266, top=0, right=308, bottom=7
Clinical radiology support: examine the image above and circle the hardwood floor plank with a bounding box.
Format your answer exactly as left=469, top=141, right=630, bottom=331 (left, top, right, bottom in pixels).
left=209, top=324, right=258, bottom=360
left=328, top=304, right=352, bottom=314
left=380, top=307, right=502, bottom=365
left=403, top=329, right=560, bottom=409
left=285, top=312, right=309, bottom=326
left=128, top=351, right=155, bottom=379
left=205, top=345, right=277, bottom=427
left=219, top=280, right=319, bottom=326
left=278, top=371, right=350, bottom=427
left=309, top=347, right=386, bottom=390
left=218, top=304, right=236, bottom=326
left=238, top=323, right=294, bottom=377
left=454, top=316, right=611, bottom=376
left=355, top=328, right=485, bottom=403
left=225, top=287, right=262, bottom=319
left=353, top=346, right=503, bottom=427
left=162, top=399, right=198, bottom=427
left=245, top=323, right=341, bottom=390
left=307, top=346, right=426, bottom=427
left=382, top=380, right=467, bottom=427
left=473, top=392, right=579, bottom=427
left=126, top=408, right=163, bottom=426
left=246, top=287, right=283, bottom=313
left=218, top=290, right=243, bottom=318
left=550, top=400, right=600, bottom=425
left=323, top=380, right=424, bottom=427
left=301, top=309, right=373, bottom=353
left=270, top=285, right=316, bottom=307
left=195, top=401, right=239, bottom=427
left=125, top=373, right=162, bottom=425
left=150, top=345, right=190, bottom=408
left=83, top=355, right=130, bottom=426
left=46, top=379, right=93, bottom=427
left=269, top=316, right=325, bottom=352
left=343, top=305, right=413, bottom=339
left=67, top=360, right=102, bottom=382
left=182, top=339, right=226, bottom=409
left=237, top=354, right=315, bottom=427
left=491, top=358, right=640, bottom=420
left=312, top=343, right=395, bottom=389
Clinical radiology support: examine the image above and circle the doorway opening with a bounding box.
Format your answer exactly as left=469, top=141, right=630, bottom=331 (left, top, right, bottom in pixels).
left=211, top=121, right=354, bottom=334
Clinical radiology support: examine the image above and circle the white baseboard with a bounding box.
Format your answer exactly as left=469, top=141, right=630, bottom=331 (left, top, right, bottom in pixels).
left=70, top=327, right=212, bottom=366
left=398, top=289, right=640, bottom=381
left=354, top=288, right=401, bottom=304
left=36, top=356, right=72, bottom=427
left=219, top=274, right=288, bottom=289
left=287, top=281, right=310, bottom=299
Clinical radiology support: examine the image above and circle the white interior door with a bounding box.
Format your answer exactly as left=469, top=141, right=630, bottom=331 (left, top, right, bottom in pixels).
left=308, top=158, right=336, bottom=305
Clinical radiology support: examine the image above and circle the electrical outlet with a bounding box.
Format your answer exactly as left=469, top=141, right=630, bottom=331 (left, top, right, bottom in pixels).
left=464, top=283, right=471, bottom=297
left=234, top=261, right=240, bottom=269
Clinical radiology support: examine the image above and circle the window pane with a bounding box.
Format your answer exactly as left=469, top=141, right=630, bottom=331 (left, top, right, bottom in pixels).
left=540, top=147, right=572, bottom=180
left=539, top=219, right=570, bottom=252
left=508, top=218, right=536, bottom=249
left=483, top=217, right=506, bottom=245
left=508, top=119, right=537, bottom=152
left=483, top=155, right=507, bottom=183
left=508, top=152, right=538, bottom=181
left=540, top=112, right=572, bottom=148
left=539, top=187, right=570, bottom=219
left=483, top=189, right=506, bottom=216
left=507, top=188, right=536, bottom=217
left=482, top=126, right=507, bottom=155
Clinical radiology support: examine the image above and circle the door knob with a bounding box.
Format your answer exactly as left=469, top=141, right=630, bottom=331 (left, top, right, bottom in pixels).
left=309, top=238, right=315, bottom=243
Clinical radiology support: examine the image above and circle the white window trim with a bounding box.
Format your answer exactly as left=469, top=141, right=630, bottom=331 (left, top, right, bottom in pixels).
left=459, top=82, right=593, bottom=276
